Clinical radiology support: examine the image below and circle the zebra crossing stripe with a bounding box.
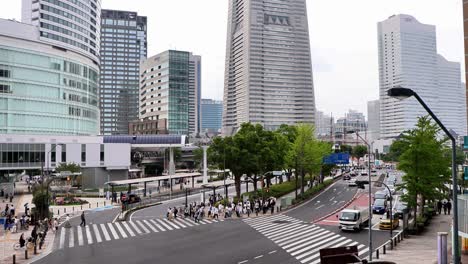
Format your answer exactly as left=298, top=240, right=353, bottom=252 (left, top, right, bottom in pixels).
left=157, top=219, right=173, bottom=230
left=143, top=220, right=158, bottom=233
left=114, top=222, right=128, bottom=238
left=173, top=219, right=187, bottom=228
left=100, top=224, right=111, bottom=241
left=180, top=218, right=196, bottom=226
left=260, top=222, right=304, bottom=235
left=77, top=226, right=84, bottom=246
left=282, top=229, right=331, bottom=248
left=107, top=222, right=119, bottom=239
left=199, top=219, right=212, bottom=225
left=85, top=225, right=93, bottom=244
left=129, top=221, right=143, bottom=234
left=289, top=233, right=340, bottom=254
left=268, top=224, right=317, bottom=240
left=93, top=224, right=103, bottom=243
left=150, top=219, right=166, bottom=231
left=122, top=222, right=136, bottom=237
left=247, top=215, right=287, bottom=226
left=164, top=219, right=181, bottom=229
left=59, top=228, right=66, bottom=249
left=68, top=228, right=74, bottom=248
left=275, top=226, right=323, bottom=245
left=299, top=238, right=350, bottom=262
left=136, top=221, right=150, bottom=233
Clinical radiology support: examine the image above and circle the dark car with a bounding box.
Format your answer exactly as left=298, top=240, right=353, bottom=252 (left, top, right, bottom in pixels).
left=372, top=198, right=387, bottom=214
left=343, top=175, right=351, bottom=181
left=374, top=190, right=388, bottom=201
left=122, top=193, right=141, bottom=204
left=395, top=202, right=409, bottom=219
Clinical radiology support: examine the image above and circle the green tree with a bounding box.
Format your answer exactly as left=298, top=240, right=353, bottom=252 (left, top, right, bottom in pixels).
left=382, top=139, right=407, bottom=162
left=56, top=162, right=81, bottom=173
left=276, top=124, right=298, bottom=182
left=397, top=116, right=450, bottom=224
left=32, top=185, right=51, bottom=220
left=352, top=145, right=368, bottom=158
left=192, top=147, right=204, bottom=170
left=340, top=144, right=353, bottom=154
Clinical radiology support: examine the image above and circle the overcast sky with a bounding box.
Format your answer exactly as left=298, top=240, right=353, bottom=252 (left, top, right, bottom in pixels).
left=1, top=0, right=464, bottom=118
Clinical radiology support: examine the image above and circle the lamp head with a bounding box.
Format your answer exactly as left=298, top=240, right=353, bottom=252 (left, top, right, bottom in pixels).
left=387, top=86, right=415, bottom=100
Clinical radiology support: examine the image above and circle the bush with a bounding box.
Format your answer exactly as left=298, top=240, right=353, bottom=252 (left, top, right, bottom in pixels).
left=293, top=179, right=334, bottom=204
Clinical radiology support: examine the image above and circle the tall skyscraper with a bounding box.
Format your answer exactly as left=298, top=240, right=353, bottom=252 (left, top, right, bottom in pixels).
left=201, top=99, right=223, bottom=134
left=464, top=2, right=468, bottom=132
left=139, top=50, right=201, bottom=135
left=367, top=100, right=380, bottom=142
left=315, top=111, right=334, bottom=137
left=0, top=19, right=99, bottom=135
left=378, top=14, right=466, bottom=138
left=223, top=0, right=315, bottom=134
left=100, top=10, right=147, bottom=135
left=21, top=0, right=101, bottom=65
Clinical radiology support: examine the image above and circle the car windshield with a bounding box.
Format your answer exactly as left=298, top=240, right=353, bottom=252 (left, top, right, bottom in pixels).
left=340, top=212, right=358, bottom=221
left=374, top=199, right=385, bottom=206
left=396, top=203, right=407, bottom=210
left=375, top=192, right=386, bottom=199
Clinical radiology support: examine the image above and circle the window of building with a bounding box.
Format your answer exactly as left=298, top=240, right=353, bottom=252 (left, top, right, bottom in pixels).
left=81, top=144, right=86, bottom=162
left=100, top=144, right=104, bottom=162
left=51, top=144, right=56, bottom=162
left=0, top=84, right=10, bottom=93
left=61, top=145, right=66, bottom=162
left=0, top=69, right=10, bottom=78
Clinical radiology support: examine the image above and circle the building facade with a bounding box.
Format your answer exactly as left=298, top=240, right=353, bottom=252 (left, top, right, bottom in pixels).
left=367, top=100, right=380, bottom=142
left=223, top=0, right=315, bottom=134
left=100, top=10, right=147, bottom=135
left=334, top=110, right=367, bottom=138
left=315, top=111, right=334, bottom=138
left=378, top=14, right=466, bottom=138
left=139, top=50, right=201, bottom=135
left=464, top=1, right=468, bottom=133
left=0, top=19, right=100, bottom=135
left=129, top=119, right=168, bottom=135
left=21, top=0, right=101, bottom=64
left=201, top=99, right=222, bottom=133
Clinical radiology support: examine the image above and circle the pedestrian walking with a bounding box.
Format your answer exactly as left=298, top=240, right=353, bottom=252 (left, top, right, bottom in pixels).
left=437, top=200, right=442, bottom=214
left=173, top=207, right=178, bottom=219
left=447, top=200, right=452, bottom=215
left=443, top=201, right=448, bottom=215
left=213, top=207, right=219, bottom=219
left=80, top=211, right=86, bottom=227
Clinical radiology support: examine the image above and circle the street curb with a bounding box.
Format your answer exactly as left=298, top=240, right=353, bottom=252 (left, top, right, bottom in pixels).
left=312, top=188, right=361, bottom=224
left=121, top=202, right=163, bottom=222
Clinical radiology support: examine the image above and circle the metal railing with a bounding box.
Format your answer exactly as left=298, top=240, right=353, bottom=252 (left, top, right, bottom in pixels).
left=374, top=230, right=404, bottom=259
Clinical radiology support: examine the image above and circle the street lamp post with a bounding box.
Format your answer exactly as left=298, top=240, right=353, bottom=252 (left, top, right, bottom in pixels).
left=355, top=132, right=373, bottom=261
left=388, top=87, right=460, bottom=264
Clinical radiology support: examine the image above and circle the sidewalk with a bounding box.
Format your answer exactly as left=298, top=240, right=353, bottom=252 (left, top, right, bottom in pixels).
left=377, top=213, right=468, bottom=263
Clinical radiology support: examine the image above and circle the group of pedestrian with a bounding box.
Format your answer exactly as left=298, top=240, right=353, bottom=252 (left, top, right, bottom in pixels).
left=437, top=199, right=452, bottom=215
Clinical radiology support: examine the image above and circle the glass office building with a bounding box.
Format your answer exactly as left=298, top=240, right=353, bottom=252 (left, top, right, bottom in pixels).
left=0, top=19, right=100, bottom=135
left=139, top=50, right=201, bottom=135
left=100, top=10, right=147, bottom=135
left=201, top=99, right=222, bottom=133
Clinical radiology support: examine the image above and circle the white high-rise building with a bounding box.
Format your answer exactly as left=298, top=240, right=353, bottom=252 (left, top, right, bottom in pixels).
left=315, top=111, right=334, bottom=137
left=21, top=0, right=101, bottom=64
left=367, top=100, right=380, bottom=142
left=223, top=0, right=315, bottom=134
left=378, top=14, right=466, bottom=138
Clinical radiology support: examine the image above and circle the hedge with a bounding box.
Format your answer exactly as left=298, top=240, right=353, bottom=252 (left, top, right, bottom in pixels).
left=292, top=179, right=334, bottom=204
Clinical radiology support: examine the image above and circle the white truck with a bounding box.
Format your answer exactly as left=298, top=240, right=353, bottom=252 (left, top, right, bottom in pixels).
left=338, top=207, right=369, bottom=231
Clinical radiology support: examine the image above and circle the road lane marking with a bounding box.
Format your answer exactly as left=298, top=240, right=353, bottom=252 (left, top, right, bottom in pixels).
left=179, top=218, right=195, bottom=227
left=238, top=261, right=248, bottom=264
left=329, top=196, right=335, bottom=201
left=107, top=223, right=119, bottom=239
left=268, top=250, right=277, bottom=254
left=275, top=227, right=323, bottom=245
left=129, top=221, right=143, bottom=234
left=122, top=222, right=136, bottom=237
left=76, top=226, right=84, bottom=246
left=156, top=219, right=173, bottom=230
left=164, top=219, right=181, bottom=229
left=85, top=225, right=93, bottom=244
left=283, top=230, right=331, bottom=249
left=92, top=224, right=102, bottom=243
left=150, top=219, right=166, bottom=231
left=173, top=218, right=187, bottom=228
left=316, top=205, right=325, bottom=209
left=114, top=222, right=128, bottom=238
left=136, top=220, right=150, bottom=233
left=143, top=220, right=158, bottom=233
left=100, top=224, right=111, bottom=241
left=68, top=228, right=74, bottom=248
left=254, top=255, right=263, bottom=259
left=59, top=228, right=66, bottom=249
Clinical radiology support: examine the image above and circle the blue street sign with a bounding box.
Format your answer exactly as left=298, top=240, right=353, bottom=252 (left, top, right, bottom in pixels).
left=464, top=166, right=468, bottom=181
left=323, top=153, right=350, bottom=165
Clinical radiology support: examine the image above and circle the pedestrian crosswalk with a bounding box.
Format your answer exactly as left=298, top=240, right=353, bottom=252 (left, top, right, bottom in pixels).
left=244, top=214, right=369, bottom=264
left=56, top=217, right=224, bottom=250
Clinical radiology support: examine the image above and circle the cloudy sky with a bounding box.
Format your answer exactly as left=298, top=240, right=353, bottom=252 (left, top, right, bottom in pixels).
left=1, top=0, right=464, bottom=118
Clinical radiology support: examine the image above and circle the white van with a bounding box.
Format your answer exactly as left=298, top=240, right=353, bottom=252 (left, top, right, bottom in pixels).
left=338, top=207, right=369, bottom=231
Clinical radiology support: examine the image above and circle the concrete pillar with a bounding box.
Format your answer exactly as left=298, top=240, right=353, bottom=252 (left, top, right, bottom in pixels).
left=169, top=147, right=175, bottom=176
left=202, top=146, right=208, bottom=184
left=438, top=232, right=448, bottom=264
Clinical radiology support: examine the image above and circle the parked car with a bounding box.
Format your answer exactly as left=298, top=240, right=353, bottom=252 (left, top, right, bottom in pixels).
left=122, top=193, right=141, bottom=204
left=374, top=190, right=388, bottom=201
left=379, top=212, right=399, bottom=230
left=372, top=198, right=387, bottom=214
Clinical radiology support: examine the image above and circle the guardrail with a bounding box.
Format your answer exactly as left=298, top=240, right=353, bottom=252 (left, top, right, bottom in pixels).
left=373, top=230, right=404, bottom=259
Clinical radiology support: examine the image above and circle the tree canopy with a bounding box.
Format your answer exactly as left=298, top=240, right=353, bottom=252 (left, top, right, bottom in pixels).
left=56, top=162, right=81, bottom=173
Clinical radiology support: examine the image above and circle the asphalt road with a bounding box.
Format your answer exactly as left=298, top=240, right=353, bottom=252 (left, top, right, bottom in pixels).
left=38, top=170, right=405, bottom=264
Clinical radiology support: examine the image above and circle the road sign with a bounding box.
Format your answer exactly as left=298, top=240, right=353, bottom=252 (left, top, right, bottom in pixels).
left=323, top=153, right=350, bottom=165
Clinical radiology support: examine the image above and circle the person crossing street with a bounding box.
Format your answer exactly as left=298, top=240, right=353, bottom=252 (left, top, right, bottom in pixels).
left=80, top=211, right=86, bottom=227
